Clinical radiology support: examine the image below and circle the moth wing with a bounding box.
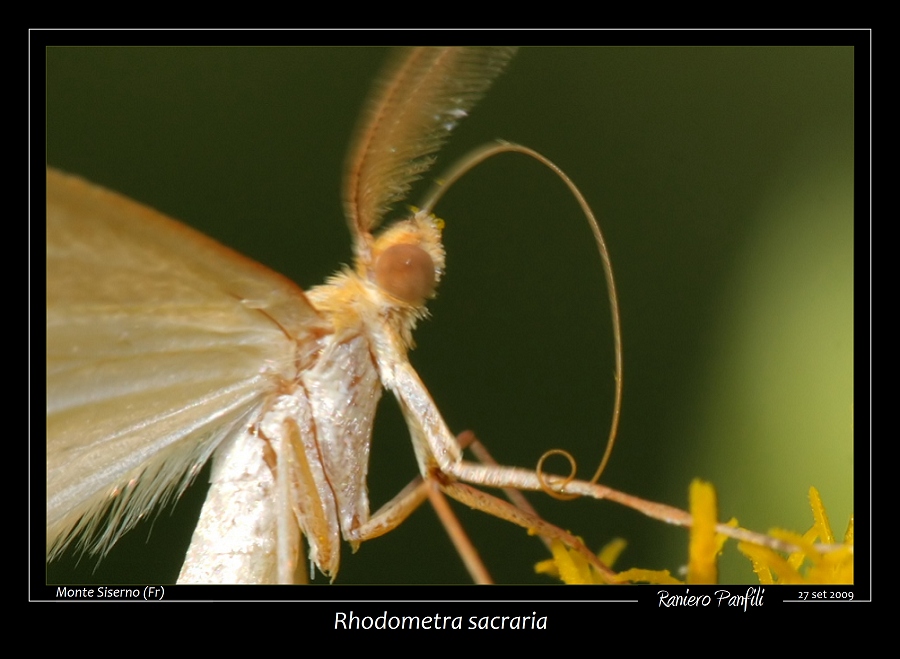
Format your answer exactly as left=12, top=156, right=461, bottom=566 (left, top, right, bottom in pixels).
left=46, top=168, right=326, bottom=559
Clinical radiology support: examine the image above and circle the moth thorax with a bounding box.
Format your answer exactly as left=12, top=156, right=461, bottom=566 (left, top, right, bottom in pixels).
left=373, top=243, right=436, bottom=306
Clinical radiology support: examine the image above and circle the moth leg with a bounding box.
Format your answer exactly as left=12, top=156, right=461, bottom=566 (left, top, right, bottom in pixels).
left=390, top=361, right=618, bottom=578
left=393, top=359, right=617, bottom=501
left=352, top=431, right=587, bottom=584
left=348, top=432, right=493, bottom=584
left=275, top=418, right=305, bottom=584
left=432, top=475, right=617, bottom=582
left=262, top=393, right=342, bottom=581
left=456, top=431, right=551, bottom=552
left=348, top=475, right=429, bottom=543
left=436, top=433, right=617, bottom=579
left=424, top=483, right=493, bottom=584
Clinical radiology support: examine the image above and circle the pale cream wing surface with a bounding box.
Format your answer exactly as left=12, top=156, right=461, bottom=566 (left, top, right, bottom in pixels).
left=46, top=168, right=325, bottom=558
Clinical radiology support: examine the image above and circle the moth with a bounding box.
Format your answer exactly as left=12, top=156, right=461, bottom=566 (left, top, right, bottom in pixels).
left=47, top=46, right=626, bottom=584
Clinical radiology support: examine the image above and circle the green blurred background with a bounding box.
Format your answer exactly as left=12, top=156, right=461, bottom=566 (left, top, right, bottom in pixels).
left=46, top=46, right=854, bottom=585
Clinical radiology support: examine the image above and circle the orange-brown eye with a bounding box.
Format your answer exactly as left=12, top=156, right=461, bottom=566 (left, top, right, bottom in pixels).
left=373, top=243, right=436, bottom=305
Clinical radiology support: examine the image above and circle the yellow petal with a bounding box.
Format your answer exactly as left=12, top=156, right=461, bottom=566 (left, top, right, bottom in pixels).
left=598, top=538, right=628, bottom=568
left=547, top=539, right=594, bottom=585
left=615, top=568, right=683, bottom=585
left=739, top=541, right=805, bottom=584
left=808, top=486, right=835, bottom=544
left=687, top=479, right=719, bottom=584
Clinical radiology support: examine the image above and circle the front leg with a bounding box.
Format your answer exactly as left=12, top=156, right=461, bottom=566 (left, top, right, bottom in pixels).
left=390, top=357, right=586, bottom=496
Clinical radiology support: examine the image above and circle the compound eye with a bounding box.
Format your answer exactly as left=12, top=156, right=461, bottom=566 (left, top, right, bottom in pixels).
left=373, top=243, right=436, bottom=306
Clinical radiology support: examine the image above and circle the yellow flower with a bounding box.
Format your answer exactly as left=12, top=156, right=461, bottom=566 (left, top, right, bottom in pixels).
left=535, top=538, right=626, bottom=584
left=537, top=479, right=731, bottom=584
left=536, top=482, right=851, bottom=585
left=613, top=479, right=732, bottom=585
left=738, top=486, right=853, bottom=584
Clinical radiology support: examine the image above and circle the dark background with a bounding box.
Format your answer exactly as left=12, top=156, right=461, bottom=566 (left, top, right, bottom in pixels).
left=45, top=45, right=855, bottom=585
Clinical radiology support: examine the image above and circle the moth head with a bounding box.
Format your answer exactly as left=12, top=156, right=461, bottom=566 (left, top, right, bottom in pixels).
left=365, top=209, right=445, bottom=308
